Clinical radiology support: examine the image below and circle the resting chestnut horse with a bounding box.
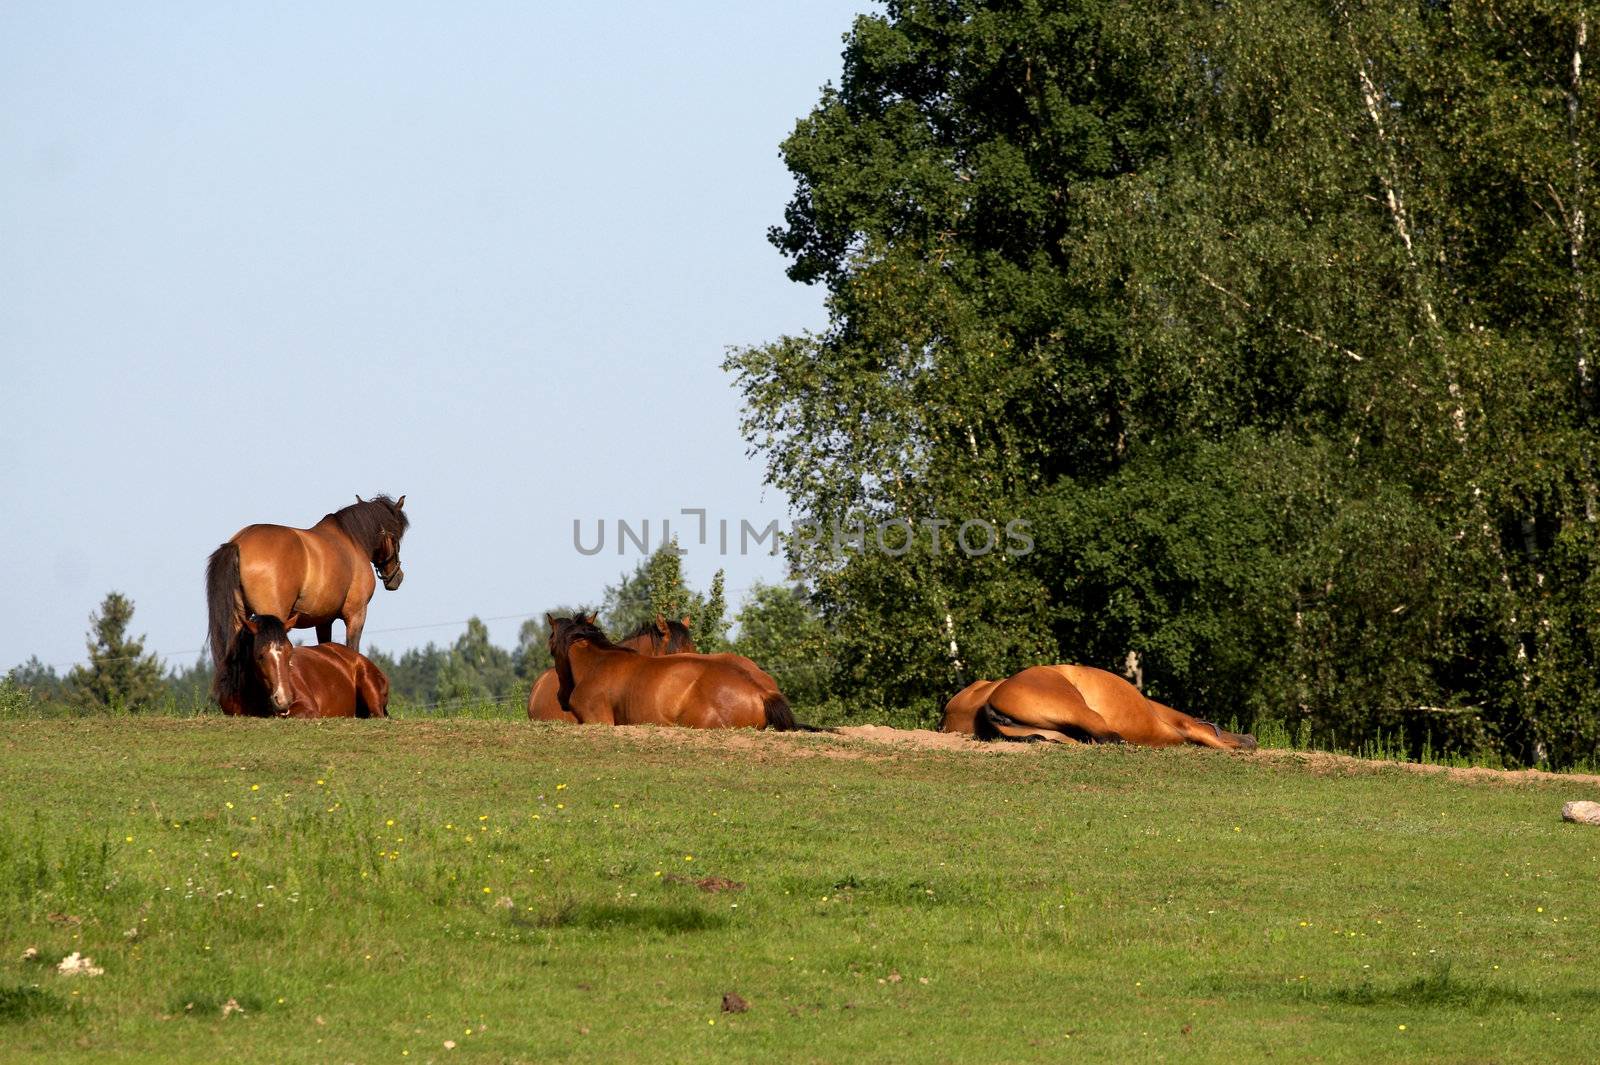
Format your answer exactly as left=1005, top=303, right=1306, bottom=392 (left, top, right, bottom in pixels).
left=943, top=666, right=1255, bottom=749
left=528, top=616, right=696, bottom=722
left=218, top=614, right=389, bottom=718
left=206, top=495, right=409, bottom=709
left=545, top=613, right=807, bottom=730
left=529, top=616, right=782, bottom=721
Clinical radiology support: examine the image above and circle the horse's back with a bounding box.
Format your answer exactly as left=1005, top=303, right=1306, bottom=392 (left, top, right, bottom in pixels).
left=622, top=654, right=771, bottom=728
left=288, top=642, right=371, bottom=717
left=700, top=653, right=779, bottom=695
left=232, top=523, right=359, bottom=623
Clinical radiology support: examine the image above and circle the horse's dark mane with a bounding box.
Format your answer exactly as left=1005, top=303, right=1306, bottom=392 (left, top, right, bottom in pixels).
left=327, top=496, right=409, bottom=556
left=622, top=618, right=695, bottom=653
left=551, top=615, right=630, bottom=659
left=252, top=615, right=293, bottom=647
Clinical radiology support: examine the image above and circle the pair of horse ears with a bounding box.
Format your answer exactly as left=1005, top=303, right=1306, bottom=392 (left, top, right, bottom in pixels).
left=352, top=494, right=405, bottom=509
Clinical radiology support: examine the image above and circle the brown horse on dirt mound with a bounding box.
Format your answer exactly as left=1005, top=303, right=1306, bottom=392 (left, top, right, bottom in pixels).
left=206, top=495, right=408, bottom=707
left=944, top=666, right=1255, bottom=750
left=528, top=616, right=783, bottom=721
left=218, top=614, right=389, bottom=718
left=528, top=616, right=697, bottom=722
left=545, top=614, right=813, bottom=730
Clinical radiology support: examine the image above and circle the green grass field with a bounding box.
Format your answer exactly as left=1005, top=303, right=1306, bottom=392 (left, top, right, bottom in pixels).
left=1, top=718, right=1596, bottom=1063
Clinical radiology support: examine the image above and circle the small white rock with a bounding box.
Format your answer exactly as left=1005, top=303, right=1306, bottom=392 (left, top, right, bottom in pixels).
left=56, top=952, right=104, bottom=977
left=1561, top=800, right=1600, bottom=826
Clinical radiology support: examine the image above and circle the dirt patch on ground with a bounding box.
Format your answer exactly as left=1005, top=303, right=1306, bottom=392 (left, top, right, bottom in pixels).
left=599, top=722, right=1034, bottom=760
left=828, top=724, right=1035, bottom=753
left=590, top=723, right=1600, bottom=785
left=1255, top=748, right=1600, bottom=787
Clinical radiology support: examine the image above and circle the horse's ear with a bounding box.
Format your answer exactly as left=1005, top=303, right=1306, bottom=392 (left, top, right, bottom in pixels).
left=545, top=612, right=557, bottom=629
left=395, top=494, right=406, bottom=510
left=680, top=615, right=693, bottom=629
left=241, top=615, right=259, bottom=635
left=355, top=494, right=364, bottom=504
left=283, top=612, right=301, bottom=631
left=654, top=614, right=669, bottom=635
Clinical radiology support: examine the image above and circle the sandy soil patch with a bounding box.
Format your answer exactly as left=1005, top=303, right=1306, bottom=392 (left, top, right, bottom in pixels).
left=584, top=722, right=1600, bottom=785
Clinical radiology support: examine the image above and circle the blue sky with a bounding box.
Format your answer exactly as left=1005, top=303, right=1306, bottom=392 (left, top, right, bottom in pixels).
left=0, top=1, right=873, bottom=671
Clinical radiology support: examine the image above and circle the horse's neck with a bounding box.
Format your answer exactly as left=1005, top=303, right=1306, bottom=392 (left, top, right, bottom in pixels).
left=565, top=640, right=632, bottom=682
left=619, top=633, right=659, bottom=656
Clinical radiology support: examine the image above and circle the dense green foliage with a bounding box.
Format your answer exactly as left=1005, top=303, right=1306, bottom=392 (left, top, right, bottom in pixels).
left=727, top=0, right=1599, bottom=765
left=1, top=718, right=1594, bottom=1062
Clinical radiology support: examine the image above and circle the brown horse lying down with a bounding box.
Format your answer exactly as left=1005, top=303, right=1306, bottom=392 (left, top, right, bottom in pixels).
left=529, top=616, right=695, bottom=721
left=219, top=614, right=388, bottom=718
left=529, top=616, right=782, bottom=720
left=545, top=614, right=810, bottom=730
left=942, top=666, right=1255, bottom=749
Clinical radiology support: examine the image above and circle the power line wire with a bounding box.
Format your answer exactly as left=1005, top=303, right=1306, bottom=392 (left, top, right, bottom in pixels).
left=13, top=589, right=763, bottom=673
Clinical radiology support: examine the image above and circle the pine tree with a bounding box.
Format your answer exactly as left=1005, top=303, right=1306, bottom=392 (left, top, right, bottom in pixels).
left=601, top=542, right=728, bottom=650
left=65, top=592, right=166, bottom=712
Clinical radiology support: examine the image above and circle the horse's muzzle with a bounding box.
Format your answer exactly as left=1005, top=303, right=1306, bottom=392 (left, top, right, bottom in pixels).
left=382, top=567, right=404, bottom=591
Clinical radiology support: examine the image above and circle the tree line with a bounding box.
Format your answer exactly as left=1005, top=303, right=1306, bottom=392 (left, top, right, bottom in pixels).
left=723, top=0, right=1597, bottom=766
left=2, top=546, right=835, bottom=716
left=9, top=1, right=1594, bottom=767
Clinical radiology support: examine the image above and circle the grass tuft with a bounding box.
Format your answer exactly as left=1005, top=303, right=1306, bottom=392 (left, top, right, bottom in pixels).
left=1327, top=964, right=1531, bottom=1010
left=0, top=985, right=69, bottom=1024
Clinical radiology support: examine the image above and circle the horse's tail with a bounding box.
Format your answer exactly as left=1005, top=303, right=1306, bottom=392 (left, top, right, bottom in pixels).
left=762, top=692, right=830, bottom=733
left=206, top=542, right=243, bottom=703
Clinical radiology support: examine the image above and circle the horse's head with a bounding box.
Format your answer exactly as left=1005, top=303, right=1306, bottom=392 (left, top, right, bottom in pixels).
left=659, top=614, right=698, bottom=654
left=352, top=493, right=408, bottom=590
left=241, top=612, right=299, bottom=714
left=547, top=612, right=605, bottom=662
left=375, top=530, right=404, bottom=590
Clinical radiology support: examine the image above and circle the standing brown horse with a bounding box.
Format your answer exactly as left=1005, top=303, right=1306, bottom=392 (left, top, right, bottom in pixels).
left=218, top=614, right=389, bottom=718
left=206, top=495, right=408, bottom=706
left=946, top=665, right=1256, bottom=750
left=546, top=614, right=808, bottom=730
left=528, top=616, right=697, bottom=722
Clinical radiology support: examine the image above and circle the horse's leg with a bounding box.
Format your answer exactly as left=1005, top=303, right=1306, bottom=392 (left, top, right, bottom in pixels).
left=568, top=691, right=616, bottom=726
left=357, top=662, right=389, bottom=718
left=1181, top=718, right=1257, bottom=750
left=987, top=674, right=1124, bottom=743
left=343, top=604, right=367, bottom=654
left=316, top=621, right=334, bottom=645
left=1149, top=701, right=1255, bottom=750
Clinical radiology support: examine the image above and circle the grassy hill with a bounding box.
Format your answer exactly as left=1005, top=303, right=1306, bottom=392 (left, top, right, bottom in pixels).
left=1, top=718, right=1595, bottom=1062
